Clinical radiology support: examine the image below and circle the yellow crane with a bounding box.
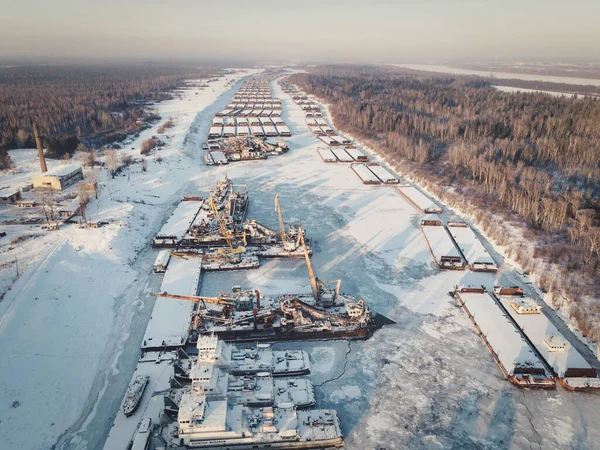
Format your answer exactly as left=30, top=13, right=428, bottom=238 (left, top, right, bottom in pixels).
left=274, top=193, right=300, bottom=252
left=274, top=193, right=289, bottom=250
left=209, top=196, right=244, bottom=256
left=298, top=225, right=340, bottom=307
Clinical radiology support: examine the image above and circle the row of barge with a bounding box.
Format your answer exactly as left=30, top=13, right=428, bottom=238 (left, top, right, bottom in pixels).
left=454, top=286, right=600, bottom=390
left=281, top=76, right=600, bottom=392
left=420, top=216, right=497, bottom=272
left=279, top=78, right=401, bottom=187
left=205, top=75, right=295, bottom=165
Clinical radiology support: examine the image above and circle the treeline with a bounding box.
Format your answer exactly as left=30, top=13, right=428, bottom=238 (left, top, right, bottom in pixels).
left=290, top=67, right=600, bottom=316
left=0, top=63, right=222, bottom=164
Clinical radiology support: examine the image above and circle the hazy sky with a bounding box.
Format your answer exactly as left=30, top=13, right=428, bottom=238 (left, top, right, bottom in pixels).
left=0, top=0, right=598, bottom=62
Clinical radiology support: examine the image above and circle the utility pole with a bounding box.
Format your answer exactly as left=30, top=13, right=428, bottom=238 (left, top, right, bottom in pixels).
left=15, top=256, right=19, bottom=277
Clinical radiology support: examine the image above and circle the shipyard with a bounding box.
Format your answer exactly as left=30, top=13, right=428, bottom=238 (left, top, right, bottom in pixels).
left=98, top=74, right=599, bottom=450
left=101, top=72, right=386, bottom=450
left=3, top=67, right=600, bottom=450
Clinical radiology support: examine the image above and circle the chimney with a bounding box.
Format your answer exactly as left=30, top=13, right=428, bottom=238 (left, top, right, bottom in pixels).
left=33, top=125, right=48, bottom=174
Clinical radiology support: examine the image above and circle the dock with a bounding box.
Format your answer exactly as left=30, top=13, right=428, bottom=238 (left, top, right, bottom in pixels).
left=454, top=286, right=555, bottom=389
left=447, top=221, right=497, bottom=271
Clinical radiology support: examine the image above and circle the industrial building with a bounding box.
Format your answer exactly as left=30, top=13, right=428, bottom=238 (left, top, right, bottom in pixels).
left=32, top=165, right=83, bottom=191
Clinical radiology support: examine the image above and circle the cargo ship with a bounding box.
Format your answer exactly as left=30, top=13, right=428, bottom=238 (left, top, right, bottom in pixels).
left=153, top=226, right=375, bottom=344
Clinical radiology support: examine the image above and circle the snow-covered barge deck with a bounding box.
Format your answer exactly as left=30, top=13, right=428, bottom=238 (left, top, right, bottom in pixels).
left=351, top=163, right=381, bottom=184
left=420, top=216, right=465, bottom=269
left=317, top=147, right=337, bottom=163
left=447, top=221, right=497, bottom=272
left=142, top=256, right=202, bottom=350
left=494, top=286, right=600, bottom=391
left=396, top=185, right=442, bottom=214
left=454, top=286, right=555, bottom=389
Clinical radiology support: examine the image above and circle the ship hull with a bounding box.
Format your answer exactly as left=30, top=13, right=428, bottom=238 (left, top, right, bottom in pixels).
left=195, top=327, right=371, bottom=344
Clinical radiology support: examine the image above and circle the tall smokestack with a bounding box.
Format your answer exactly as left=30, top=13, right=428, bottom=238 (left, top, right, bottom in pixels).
left=33, top=125, right=48, bottom=174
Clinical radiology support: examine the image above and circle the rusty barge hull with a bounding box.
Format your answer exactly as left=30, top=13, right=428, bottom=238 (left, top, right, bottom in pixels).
left=557, top=378, right=600, bottom=391
left=192, top=327, right=371, bottom=344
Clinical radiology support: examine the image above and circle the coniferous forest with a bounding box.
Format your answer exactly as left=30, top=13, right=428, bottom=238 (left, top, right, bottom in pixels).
left=0, top=63, right=222, bottom=167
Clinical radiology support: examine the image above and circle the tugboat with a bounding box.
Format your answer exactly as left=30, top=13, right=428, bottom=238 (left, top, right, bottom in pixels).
left=122, top=375, right=149, bottom=417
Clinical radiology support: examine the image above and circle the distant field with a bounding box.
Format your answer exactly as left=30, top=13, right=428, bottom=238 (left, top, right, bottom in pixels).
left=392, top=63, right=600, bottom=86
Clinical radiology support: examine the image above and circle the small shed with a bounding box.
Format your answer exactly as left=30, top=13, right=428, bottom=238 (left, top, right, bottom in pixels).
left=0, top=189, right=22, bottom=204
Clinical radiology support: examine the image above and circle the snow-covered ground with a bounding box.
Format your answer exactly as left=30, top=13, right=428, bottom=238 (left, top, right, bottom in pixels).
left=492, top=85, right=595, bottom=97
left=2, top=68, right=600, bottom=450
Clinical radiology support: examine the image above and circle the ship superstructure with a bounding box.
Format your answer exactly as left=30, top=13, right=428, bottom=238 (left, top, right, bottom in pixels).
left=164, top=335, right=341, bottom=449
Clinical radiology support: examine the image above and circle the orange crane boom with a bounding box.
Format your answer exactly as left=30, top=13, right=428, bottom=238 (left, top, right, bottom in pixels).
left=150, top=291, right=233, bottom=305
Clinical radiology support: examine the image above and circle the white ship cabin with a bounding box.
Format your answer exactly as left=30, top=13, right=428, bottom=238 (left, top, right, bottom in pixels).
left=508, top=297, right=541, bottom=315
left=190, top=364, right=222, bottom=395
left=178, top=392, right=229, bottom=445
left=544, top=334, right=568, bottom=352
left=196, top=334, right=230, bottom=364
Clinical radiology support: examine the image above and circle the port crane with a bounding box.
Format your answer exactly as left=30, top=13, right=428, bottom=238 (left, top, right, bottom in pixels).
left=274, top=193, right=300, bottom=252
left=298, top=225, right=341, bottom=307
left=209, top=196, right=244, bottom=258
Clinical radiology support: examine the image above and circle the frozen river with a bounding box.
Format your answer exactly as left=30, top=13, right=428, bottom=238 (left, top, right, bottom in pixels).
left=86, top=73, right=600, bottom=450
left=2, top=69, right=600, bottom=450
left=152, top=77, right=600, bottom=449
